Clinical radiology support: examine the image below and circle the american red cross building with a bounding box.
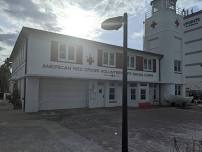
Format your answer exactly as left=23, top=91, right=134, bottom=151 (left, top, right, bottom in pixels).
left=9, top=0, right=201, bottom=112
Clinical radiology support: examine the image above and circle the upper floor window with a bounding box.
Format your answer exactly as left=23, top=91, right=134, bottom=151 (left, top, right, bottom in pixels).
left=68, top=46, right=75, bottom=62
left=174, top=60, right=181, bottom=72
left=109, top=53, right=115, bottom=66
left=144, top=58, right=153, bottom=71
left=103, top=51, right=115, bottom=67
left=59, top=44, right=66, bottom=61
left=127, top=56, right=135, bottom=69
left=103, top=52, right=108, bottom=65
left=58, top=44, right=76, bottom=62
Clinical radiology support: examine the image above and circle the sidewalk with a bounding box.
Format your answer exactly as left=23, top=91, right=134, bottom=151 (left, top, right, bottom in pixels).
left=0, top=99, right=13, bottom=111
left=0, top=99, right=108, bottom=152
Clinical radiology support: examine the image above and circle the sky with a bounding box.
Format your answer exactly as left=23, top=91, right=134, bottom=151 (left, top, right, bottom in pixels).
left=0, top=0, right=202, bottom=65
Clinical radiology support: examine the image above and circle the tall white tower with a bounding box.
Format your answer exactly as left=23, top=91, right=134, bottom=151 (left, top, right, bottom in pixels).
left=144, top=0, right=185, bottom=102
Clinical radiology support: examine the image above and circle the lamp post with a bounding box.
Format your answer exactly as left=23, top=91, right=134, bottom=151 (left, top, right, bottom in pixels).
left=101, top=13, right=128, bottom=152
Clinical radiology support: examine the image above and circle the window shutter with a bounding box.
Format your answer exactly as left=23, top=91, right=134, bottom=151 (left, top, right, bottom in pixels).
left=97, top=49, right=103, bottom=66
left=136, top=56, right=143, bottom=71
left=50, top=41, right=58, bottom=62
left=116, top=53, right=123, bottom=68
left=76, top=45, right=83, bottom=64
left=153, top=59, right=156, bottom=72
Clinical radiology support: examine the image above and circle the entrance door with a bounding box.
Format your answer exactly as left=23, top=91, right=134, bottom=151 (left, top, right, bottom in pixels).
left=97, top=84, right=105, bottom=107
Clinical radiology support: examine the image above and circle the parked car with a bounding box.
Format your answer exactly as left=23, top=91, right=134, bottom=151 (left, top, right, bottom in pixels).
left=165, top=94, right=193, bottom=107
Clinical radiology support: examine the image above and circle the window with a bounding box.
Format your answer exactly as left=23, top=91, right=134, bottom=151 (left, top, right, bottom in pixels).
left=109, top=53, right=115, bottom=66
left=59, top=44, right=66, bottom=60
left=68, top=46, right=75, bottom=61
left=144, top=59, right=147, bottom=70
left=174, top=60, right=181, bottom=72
left=109, top=88, right=115, bottom=100
left=140, top=83, right=147, bottom=87
left=131, top=88, right=136, bottom=100
left=144, top=58, right=153, bottom=71
left=103, top=52, right=108, bottom=65
left=148, top=59, right=152, bottom=70
left=103, top=52, right=115, bottom=67
left=128, top=56, right=135, bottom=69
left=140, top=89, right=146, bottom=100
left=175, top=85, right=181, bottom=96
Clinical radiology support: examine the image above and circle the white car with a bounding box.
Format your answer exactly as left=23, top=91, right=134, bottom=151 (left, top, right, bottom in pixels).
left=165, top=95, right=193, bottom=107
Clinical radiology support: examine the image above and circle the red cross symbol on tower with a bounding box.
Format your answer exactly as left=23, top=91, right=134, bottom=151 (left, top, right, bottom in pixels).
left=175, top=20, right=180, bottom=27
left=151, top=21, right=157, bottom=28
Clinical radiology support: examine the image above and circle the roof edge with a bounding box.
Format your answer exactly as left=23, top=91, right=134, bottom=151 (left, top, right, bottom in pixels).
left=10, top=26, right=163, bottom=60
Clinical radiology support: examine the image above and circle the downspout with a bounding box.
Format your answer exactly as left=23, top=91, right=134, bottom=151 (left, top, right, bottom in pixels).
left=159, top=56, right=163, bottom=105
left=23, top=37, right=28, bottom=112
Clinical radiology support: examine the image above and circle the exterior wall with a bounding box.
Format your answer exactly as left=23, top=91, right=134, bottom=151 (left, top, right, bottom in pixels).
left=88, top=80, right=159, bottom=108
left=24, top=77, right=160, bottom=112
left=144, top=0, right=185, bottom=101
left=11, top=39, right=26, bottom=80
left=183, top=12, right=202, bottom=91
left=11, top=28, right=162, bottom=112
left=144, top=10, right=184, bottom=84
left=25, top=77, right=39, bottom=112
left=10, top=38, right=27, bottom=109
left=26, top=30, right=160, bottom=83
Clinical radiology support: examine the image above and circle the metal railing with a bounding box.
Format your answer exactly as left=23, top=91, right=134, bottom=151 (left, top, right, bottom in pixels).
left=145, top=7, right=184, bottom=19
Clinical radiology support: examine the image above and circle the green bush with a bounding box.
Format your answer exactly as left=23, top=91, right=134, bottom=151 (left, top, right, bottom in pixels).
left=9, top=89, right=22, bottom=110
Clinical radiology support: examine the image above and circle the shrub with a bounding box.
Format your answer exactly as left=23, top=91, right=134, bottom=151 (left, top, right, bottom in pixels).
left=9, top=89, right=22, bottom=110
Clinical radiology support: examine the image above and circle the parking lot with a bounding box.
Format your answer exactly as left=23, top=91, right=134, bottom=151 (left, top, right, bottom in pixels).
left=1, top=101, right=202, bottom=152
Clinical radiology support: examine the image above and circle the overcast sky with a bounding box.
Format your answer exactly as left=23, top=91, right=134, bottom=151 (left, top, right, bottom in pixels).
left=0, top=0, right=202, bottom=65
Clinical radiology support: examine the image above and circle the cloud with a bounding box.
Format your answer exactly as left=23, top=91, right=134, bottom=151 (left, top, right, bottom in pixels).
left=1, top=0, right=61, bottom=32
left=131, top=30, right=144, bottom=40
left=0, top=33, right=18, bottom=46
left=0, top=46, right=5, bottom=51
left=94, top=0, right=145, bottom=17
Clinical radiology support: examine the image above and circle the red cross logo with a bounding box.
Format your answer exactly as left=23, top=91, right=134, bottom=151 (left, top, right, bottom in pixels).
left=87, top=56, right=94, bottom=65
left=175, top=20, right=180, bottom=27
left=151, top=21, right=157, bottom=28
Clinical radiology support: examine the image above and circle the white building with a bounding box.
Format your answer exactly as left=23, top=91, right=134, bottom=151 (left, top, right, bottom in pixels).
left=183, top=10, right=202, bottom=94
left=144, top=0, right=185, bottom=101
left=10, top=0, right=186, bottom=112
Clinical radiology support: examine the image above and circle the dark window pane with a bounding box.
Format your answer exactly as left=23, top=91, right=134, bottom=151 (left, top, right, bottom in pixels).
left=140, top=89, right=146, bottom=100
left=131, top=57, right=135, bottom=67
left=109, top=88, right=115, bottom=100
left=131, top=88, right=136, bottom=100
left=68, top=46, right=75, bottom=61
left=59, top=44, right=66, bottom=59
left=104, top=52, right=108, bottom=65
left=109, top=53, right=115, bottom=66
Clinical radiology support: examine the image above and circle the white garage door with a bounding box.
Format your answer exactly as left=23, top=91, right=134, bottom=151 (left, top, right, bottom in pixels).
left=39, top=78, right=88, bottom=110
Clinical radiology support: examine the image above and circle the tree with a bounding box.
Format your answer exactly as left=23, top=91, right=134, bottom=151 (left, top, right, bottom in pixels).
left=0, top=58, right=11, bottom=92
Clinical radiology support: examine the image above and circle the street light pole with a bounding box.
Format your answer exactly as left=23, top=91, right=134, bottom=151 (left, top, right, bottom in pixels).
left=101, top=12, right=128, bottom=152
left=122, top=12, right=128, bottom=152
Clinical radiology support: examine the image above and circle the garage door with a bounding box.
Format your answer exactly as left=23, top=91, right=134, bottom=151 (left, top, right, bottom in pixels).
left=39, top=78, right=88, bottom=110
